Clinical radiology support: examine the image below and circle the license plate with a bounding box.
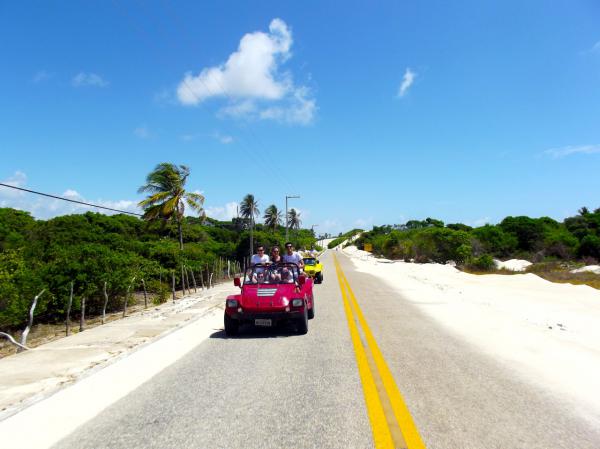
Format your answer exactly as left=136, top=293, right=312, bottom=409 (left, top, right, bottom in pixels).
left=255, top=319, right=272, bottom=327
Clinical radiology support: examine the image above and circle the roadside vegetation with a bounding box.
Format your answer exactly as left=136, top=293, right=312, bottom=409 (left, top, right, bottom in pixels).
left=353, top=208, right=600, bottom=289
left=0, top=209, right=318, bottom=332
left=327, top=229, right=364, bottom=249
left=0, top=163, right=318, bottom=345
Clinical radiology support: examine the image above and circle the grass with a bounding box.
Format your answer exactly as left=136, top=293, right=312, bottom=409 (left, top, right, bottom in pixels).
left=461, top=261, right=600, bottom=290
left=526, top=262, right=600, bottom=290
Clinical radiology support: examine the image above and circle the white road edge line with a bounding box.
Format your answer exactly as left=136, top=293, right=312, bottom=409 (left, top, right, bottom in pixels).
left=0, top=305, right=224, bottom=449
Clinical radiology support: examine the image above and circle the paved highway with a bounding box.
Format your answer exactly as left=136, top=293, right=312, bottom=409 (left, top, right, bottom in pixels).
left=55, top=251, right=600, bottom=449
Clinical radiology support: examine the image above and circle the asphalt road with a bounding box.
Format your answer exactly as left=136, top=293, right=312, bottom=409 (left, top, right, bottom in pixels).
left=55, top=251, right=600, bottom=449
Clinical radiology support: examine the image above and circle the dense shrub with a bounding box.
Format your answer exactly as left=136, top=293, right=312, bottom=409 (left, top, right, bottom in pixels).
left=468, top=254, right=495, bottom=271
left=355, top=207, right=600, bottom=268
left=0, top=208, right=317, bottom=329
left=578, top=235, right=600, bottom=260
left=471, top=225, right=518, bottom=257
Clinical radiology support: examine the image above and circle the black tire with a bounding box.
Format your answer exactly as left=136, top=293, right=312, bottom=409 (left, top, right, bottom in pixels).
left=224, top=313, right=239, bottom=337
left=307, top=295, right=315, bottom=319
left=296, top=306, right=308, bottom=335
left=316, top=272, right=323, bottom=284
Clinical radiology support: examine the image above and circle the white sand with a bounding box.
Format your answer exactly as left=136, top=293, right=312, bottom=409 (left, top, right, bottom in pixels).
left=0, top=306, right=224, bottom=449
left=571, top=265, right=600, bottom=275
left=343, top=246, right=600, bottom=424
left=494, top=258, right=532, bottom=271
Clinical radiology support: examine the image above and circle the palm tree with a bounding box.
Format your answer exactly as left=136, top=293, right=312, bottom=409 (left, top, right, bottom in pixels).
left=287, top=208, right=301, bottom=236
left=263, top=204, right=282, bottom=232
left=138, top=163, right=205, bottom=250
left=240, top=194, right=260, bottom=256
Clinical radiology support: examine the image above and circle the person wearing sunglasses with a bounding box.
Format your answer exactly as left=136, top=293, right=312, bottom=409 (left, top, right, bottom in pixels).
left=250, top=245, right=270, bottom=266
left=270, top=246, right=282, bottom=264
left=282, top=242, right=304, bottom=270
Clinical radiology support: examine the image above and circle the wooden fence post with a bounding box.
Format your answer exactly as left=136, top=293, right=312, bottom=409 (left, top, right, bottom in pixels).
left=79, top=296, right=86, bottom=332
left=66, top=281, right=74, bottom=335
left=172, top=271, right=176, bottom=302
left=181, top=264, right=186, bottom=296
left=189, top=268, right=197, bottom=293
left=141, top=278, right=148, bottom=309
left=123, top=277, right=135, bottom=317
left=102, top=281, right=109, bottom=324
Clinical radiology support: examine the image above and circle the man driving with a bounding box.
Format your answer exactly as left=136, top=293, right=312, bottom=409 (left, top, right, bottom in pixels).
left=282, top=242, right=304, bottom=270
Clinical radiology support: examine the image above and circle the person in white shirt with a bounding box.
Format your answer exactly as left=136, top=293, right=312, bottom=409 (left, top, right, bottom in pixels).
left=282, top=242, right=304, bottom=270
left=250, top=246, right=270, bottom=266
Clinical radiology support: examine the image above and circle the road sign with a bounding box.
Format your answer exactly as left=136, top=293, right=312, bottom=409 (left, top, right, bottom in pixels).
left=364, top=243, right=372, bottom=252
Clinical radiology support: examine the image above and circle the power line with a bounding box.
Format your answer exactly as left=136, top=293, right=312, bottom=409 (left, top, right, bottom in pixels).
left=115, top=0, right=296, bottom=195
left=157, top=0, right=295, bottom=191
left=0, top=183, right=143, bottom=217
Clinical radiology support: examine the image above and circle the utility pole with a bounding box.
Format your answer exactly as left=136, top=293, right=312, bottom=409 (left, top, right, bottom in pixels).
left=285, top=195, right=300, bottom=242
left=311, top=225, right=318, bottom=249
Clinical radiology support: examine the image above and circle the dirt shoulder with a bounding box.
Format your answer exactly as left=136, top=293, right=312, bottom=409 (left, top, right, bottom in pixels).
left=0, top=283, right=237, bottom=420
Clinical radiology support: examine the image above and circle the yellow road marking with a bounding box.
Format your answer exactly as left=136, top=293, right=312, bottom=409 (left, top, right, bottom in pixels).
left=334, top=258, right=395, bottom=449
left=334, top=254, right=427, bottom=449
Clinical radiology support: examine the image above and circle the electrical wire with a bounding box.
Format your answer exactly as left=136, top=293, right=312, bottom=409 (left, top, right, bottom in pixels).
left=157, top=0, right=296, bottom=193
left=114, top=0, right=297, bottom=196
left=0, top=183, right=143, bottom=216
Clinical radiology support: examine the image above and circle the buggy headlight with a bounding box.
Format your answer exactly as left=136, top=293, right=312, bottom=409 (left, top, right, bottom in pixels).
left=226, top=299, right=238, bottom=308
left=291, top=299, right=303, bottom=307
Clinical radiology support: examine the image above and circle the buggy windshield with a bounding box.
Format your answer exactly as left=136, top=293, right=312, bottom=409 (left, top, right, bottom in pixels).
left=243, top=263, right=299, bottom=285
left=303, top=258, right=316, bottom=266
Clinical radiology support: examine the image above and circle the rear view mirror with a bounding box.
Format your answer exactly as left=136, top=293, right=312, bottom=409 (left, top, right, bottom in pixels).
left=298, top=275, right=306, bottom=286
left=234, top=277, right=241, bottom=287
left=316, top=260, right=319, bottom=263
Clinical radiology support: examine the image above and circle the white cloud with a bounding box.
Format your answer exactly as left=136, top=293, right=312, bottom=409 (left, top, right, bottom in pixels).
left=218, top=99, right=257, bottom=119
left=0, top=171, right=139, bottom=219
left=259, top=86, right=316, bottom=125
left=180, top=134, right=197, bottom=142
left=153, top=88, right=176, bottom=105
left=398, top=68, right=416, bottom=97
left=217, top=134, right=234, bottom=144
left=178, top=18, right=291, bottom=104
left=544, top=144, right=600, bottom=159
left=320, top=219, right=343, bottom=235
left=472, top=217, right=491, bottom=227
left=33, top=70, right=52, bottom=83
left=134, top=125, right=151, bottom=139
left=0, top=171, right=27, bottom=198
left=180, top=132, right=234, bottom=144
left=354, top=217, right=373, bottom=228
left=72, top=72, right=109, bottom=88
left=62, top=189, right=80, bottom=198
left=205, top=202, right=239, bottom=221
left=177, top=18, right=315, bottom=125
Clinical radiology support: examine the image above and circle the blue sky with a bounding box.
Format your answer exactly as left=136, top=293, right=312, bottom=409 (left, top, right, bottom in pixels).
left=1, top=1, right=600, bottom=234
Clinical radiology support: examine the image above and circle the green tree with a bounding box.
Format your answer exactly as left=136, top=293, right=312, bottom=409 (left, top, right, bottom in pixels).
left=471, top=225, right=518, bottom=257
left=499, top=216, right=544, bottom=252
left=287, top=208, right=301, bottom=234
left=240, top=194, right=260, bottom=256
left=263, top=204, right=282, bottom=232
left=138, top=163, right=205, bottom=250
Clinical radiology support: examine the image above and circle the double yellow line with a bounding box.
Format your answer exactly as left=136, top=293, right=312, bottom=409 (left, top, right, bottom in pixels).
left=333, top=254, right=426, bottom=449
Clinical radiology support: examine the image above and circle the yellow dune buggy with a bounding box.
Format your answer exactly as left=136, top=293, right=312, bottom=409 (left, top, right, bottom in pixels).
left=302, top=257, right=323, bottom=284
